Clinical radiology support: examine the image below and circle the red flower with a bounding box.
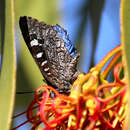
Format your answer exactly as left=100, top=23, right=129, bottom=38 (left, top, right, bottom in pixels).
left=13, top=45, right=127, bottom=130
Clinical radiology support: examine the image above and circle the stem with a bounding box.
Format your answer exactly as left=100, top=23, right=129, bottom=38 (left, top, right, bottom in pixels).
left=94, top=45, right=121, bottom=72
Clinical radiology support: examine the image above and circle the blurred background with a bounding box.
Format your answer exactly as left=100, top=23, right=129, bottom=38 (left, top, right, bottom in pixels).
left=12, top=0, right=120, bottom=129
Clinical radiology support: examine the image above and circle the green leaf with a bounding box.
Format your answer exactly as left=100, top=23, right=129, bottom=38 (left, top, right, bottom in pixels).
left=0, top=0, right=5, bottom=54
left=120, top=0, right=130, bottom=129
left=0, top=0, right=16, bottom=129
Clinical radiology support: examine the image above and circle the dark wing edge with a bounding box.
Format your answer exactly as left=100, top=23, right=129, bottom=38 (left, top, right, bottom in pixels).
left=19, top=16, right=61, bottom=90
left=19, top=16, right=30, bottom=47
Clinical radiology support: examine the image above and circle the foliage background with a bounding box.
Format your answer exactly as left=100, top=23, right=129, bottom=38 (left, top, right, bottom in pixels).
left=1, top=0, right=129, bottom=130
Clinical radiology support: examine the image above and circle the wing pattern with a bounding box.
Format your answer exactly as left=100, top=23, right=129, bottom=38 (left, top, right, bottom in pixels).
left=19, top=16, right=80, bottom=94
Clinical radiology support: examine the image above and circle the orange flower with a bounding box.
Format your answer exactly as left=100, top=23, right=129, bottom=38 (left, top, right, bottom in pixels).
left=13, top=45, right=127, bottom=130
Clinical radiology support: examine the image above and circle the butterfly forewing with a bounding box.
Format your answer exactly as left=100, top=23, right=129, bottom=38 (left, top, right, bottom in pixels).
left=19, top=16, right=80, bottom=94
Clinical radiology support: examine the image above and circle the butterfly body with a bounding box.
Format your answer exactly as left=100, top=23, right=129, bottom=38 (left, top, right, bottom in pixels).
left=19, top=16, right=80, bottom=94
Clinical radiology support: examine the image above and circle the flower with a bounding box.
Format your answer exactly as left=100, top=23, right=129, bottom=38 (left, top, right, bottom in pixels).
left=13, top=45, right=127, bottom=130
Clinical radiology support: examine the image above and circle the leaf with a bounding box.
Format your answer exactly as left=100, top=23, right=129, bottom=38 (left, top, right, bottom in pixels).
left=120, top=0, right=130, bottom=129
left=0, top=0, right=5, bottom=54
left=0, top=0, right=16, bottom=129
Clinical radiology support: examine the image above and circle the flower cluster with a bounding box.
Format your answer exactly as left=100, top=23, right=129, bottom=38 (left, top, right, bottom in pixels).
left=13, top=45, right=127, bottom=130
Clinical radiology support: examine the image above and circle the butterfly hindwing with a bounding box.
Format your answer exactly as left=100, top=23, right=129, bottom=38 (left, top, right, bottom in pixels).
left=19, top=16, right=80, bottom=94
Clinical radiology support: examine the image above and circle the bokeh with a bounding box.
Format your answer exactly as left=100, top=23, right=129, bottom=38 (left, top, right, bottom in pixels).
left=12, top=0, right=121, bottom=129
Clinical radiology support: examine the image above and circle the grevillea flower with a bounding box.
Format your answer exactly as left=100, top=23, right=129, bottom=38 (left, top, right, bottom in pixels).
left=13, top=45, right=127, bottom=130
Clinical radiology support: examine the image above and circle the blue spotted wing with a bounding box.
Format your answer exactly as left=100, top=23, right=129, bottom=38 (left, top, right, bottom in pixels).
left=19, top=16, right=80, bottom=94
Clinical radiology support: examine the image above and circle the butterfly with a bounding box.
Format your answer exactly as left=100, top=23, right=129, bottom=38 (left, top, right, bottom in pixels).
left=19, top=16, right=80, bottom=94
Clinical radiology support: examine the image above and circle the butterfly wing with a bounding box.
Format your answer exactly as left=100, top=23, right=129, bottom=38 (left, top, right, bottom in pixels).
left=19, top=16, right=80, bottom=93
